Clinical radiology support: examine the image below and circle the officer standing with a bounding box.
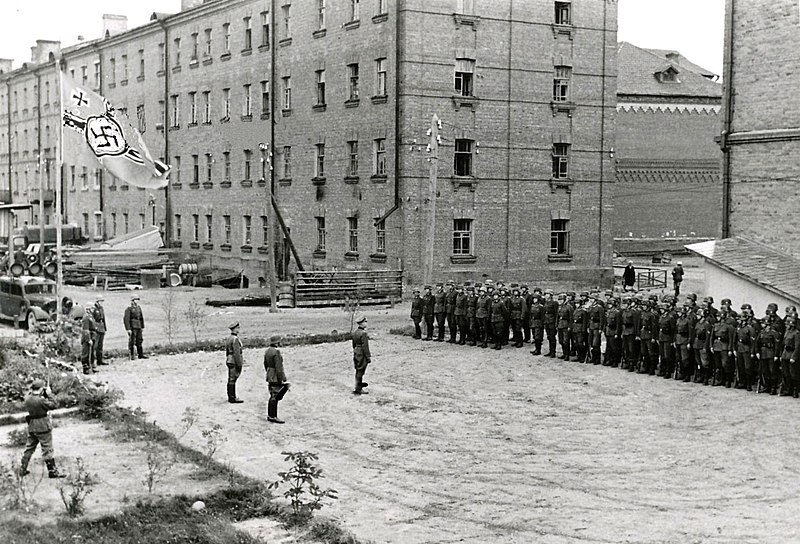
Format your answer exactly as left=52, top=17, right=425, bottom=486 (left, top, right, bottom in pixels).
left=543, top=290, right=559, bottom=357
left=671, top=262, right=684, bottom=297
left=756, top=318, right=781, bottom=394
left=475, top=287, right=491, bottom=348
left=81, top=302, right=97, bottom=375
left=556, top=293, right=573, bottom=360
left=422, top=285, right=435, bottom=341
left=620, top=297, right=640, bottom=371
left=571, top=294, right=589, bottom=362
left=604, top=297, right=622, bottom=367
left=123, top=294, right=148, bottom=360
left=528, top=293, right=545, bottom=356
left=225, top=322, right=244, bottom=403
left=352, top=315, right=371, bottom=395
left=466, top=284, right=478, bottom=346
left=780, top=314, right=799, bottom=397
left=490, top=292, right=507, bottom=350
left=735, top=304, right=758, bottom=391
left=433, top=284, right=446, bottom=342
left=509, top=288, right=527, bottom=348
left=637, top=299, right=657, bottom=374
left=711, top=312, right=735, bottom=387
left=521, top=285, right=532, bottom=343
left=691, top=308, right=711, bottom=384
left=19, top=379, right=65, bottom=478
left=587, top=294, right=606, bottom=365
left=454, top=284, right=468, bottom=345
left=264, top=335, right=289, bottom=423
left=93, top=295, right=108, bottom=366
left=622, top=261, right=636, bottom=292
left=410, top=288, right=423, bottom=339
left=445, top=282, right=458, bottom=343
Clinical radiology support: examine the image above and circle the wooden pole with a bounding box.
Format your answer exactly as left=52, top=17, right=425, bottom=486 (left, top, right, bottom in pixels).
left=423, top=114, right=439, bottom=286
left=260, top=143, right=278, bottom=312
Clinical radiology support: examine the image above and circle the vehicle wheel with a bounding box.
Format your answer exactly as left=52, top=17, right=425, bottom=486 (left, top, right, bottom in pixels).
left=26, top=311, right=38, bottom=332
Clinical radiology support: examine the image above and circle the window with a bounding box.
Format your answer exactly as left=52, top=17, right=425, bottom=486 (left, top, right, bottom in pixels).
left=552, top=143, right=569, bottom=178
left=244, top=149, right=252, bottom=180
left=551, top=219, right=570, bottom=255
left=159, top=99, right=165, bottom=126
left=553, top=66, right=571, bottom=102
left=282, top=146, right=292, bottom=178
left=94, top=61, right=101, bottom=88
left=94, top=169, right=102, bottom=190
left=315, top=217, right=326, bottom=251
left=121, top=55, right=128, bottom=81
left=282, top=77, right=291, bottom=110
left=223, top=151, right=231, bottom=181
left=190, top=32, right=199, bottom=61
left=192, top=214, right=199, bottom=241
left=659, top=68, right=678, bottom=83
left=347, top=63, right=359, bottom=100
left=81, top=65, right=88, bottom=85
left=315, top=70, right=326, bottom=105
left=138, top=49, right=145, bottom=78
left=174, top=38, right=181, bottom=66
left=205, top=214, right=213, bottom=242
left=123, top=213, right=129, bottom=233
left=375, top=219, right=386, bottom=254
left=192, top=154, right=199, bottom=184
left=202, top=91, right=211, bottom=123
left=136, top=104, right=146, bottom=132
left=174, top=214, right=181, bottom=240
left=206, top=153, right=213, bottom=183
left=243, top=215, right=252, bottom=245
left=173, top=156, right=181, bottom=184
left=350, top=0, right=360, bottom=21
left=260, top=147, right=268, bottom=180
left=261, top=80, right=270, bottom=115
left=261, top=11, right=270, bottom=46
left=315, top=144, right=325, bottom=178
left=83, top=213, right=89, bottom=235
left=455, top=59, right=474, bottom=96
left=347, top=141, right=358, bottom=177
left=158, top=43, right=165, bottom=72
left=261, top=215, right=269, bottom=245
left=348, top=217, right=358, bottom=253
left=454, top=139, right=473, bottom=177
left=376, top=58, right=387, bottom=96
left=205, top=29, right=212, bottom=56
left=282, top=5, right=291, bottom=39
left=222, top=88, right=231, bottom=119
left=223, top=23, right=231, bottom=53
left=223, top=215, right=231, bottom=244
left=110, top=58, right=116, bottom=83
left=189, top=91, right=197, bottom=124
left=555, top=1, right=571, bottom=25
left=243, top=17, right=252, bottom=50
left=243, top=84, right=252, bottom=116
left=378, top=0, right=387, bottom=15
left=170, top=94, right=179, bottom=127
left=112, top=213, right=118, bottom=237
left=317, top=0, right=326, bottom=29
left=374, top=138, right=386, bottom=175
left=81, top=166, right=88, bottom=189
left=453, top=219, right=472, bottom=255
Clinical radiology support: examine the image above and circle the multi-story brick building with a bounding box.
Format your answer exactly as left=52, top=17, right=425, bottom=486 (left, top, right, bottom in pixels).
left=614, top=41, right=722, bottom=241
left=0, top=0, right=617, bottom=287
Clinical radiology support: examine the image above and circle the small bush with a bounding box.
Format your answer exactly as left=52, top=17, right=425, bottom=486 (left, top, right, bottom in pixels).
left=58, top=457, right=97, bottom=517
left=0, top=352, right=86, bottom=414
left=6, top=427, right=28, bottom=448
left=200, top=424, right=226, bottom=462
left=388, top=324, right=416, bottom=337
left=178, top=406, right=199, bottom=439
left=269, top=451, right=338, bottom=526
left=0, top=456, right=43, bottom=512
left=78, top=386, right=124, bottom=420
left=143, top=425, right=176, bottom=494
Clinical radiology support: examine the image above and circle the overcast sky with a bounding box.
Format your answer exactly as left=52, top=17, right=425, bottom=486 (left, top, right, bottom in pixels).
left=0, top=0, right=724, bottom=75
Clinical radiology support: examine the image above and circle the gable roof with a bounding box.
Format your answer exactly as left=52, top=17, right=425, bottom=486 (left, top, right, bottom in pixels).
left=617, top=42, right=722, bottom=99
left=685, top=237, right=800, bottom=305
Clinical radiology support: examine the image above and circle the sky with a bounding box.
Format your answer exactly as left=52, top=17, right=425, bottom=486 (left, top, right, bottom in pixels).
left=0, top=0, right=725, bottom=75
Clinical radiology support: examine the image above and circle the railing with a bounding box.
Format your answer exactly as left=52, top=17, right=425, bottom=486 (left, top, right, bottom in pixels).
left=294, top=269, right=403, bottom=307
left=637, top=268, right=667, bottom=290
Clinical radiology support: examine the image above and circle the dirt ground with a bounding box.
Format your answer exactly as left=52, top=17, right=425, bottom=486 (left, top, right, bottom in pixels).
left=96, top=320, right=800, bottom=544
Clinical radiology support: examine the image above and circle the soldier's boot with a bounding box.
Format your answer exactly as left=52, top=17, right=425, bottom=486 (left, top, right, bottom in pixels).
left=129, top=349, right=136, bottom=361
left=780, top=377, right=792, bottom=396
left=45, top=459, right=65, bottom=479
left=794, top=378, right=800, bottom=398
left=533, top=342, right=542, bottom=356
left=267, top=399, right=285, bottom=423
left=227, top=384, right=244, bottom=403
left=19, top=453, right=32, bottom=477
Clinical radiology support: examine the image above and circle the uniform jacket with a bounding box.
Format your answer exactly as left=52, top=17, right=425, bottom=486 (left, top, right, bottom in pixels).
left=672, top=266, right=684, bottom=282
left=621, top=307, right=640, bottom=336
left=445, top=290, right=457, bottom=314
left=509, top=296, right=527, bottom=320
left=25, top=392, right=55, bottom=433
left=692, top=319, right=711, bottom=350
left=410, top=296, right=423, bottom=318
left=422, top=293, right=435, bottom=316
left=712, top=321, right=735, bottom=352
left=544, top=300, right=559, bottom=326
left=638, top=309, right=657, bottom=341
left=352, top=327, right=371, bottom=365
left=433, top=291, right=446, bottom=314
left=755, top=327, right=781, bottom=359
left=557, top=302, right=573, bottom=330
left=263, top=346, right=287, bottom=384
left=123, top=304, right=145, bottom=330
left=81, top=312, right=97, bottom=342
left=605, top=308, right=622, bottom=337
left=657, top=312, right=676, bottom=342
left=675, top=313, right=694, bottom=345
left=736, top=321, right=757, bottom=355
left=466, top=294, right=477, bottom=318
left=490, top=299, right=507, bottom=323
left=454, top=292, right=467, bottom=316
left=782, top=328, right=800, bottom=361
left=572, top=307, right=589, bottom=333
left=588, top=304, right=605, bottom=331
left=476, top=295, right=490, bottom=319
left=93, top=305, right=107, bottom=334
left=529, top=301, right=545, bottom=328
left=225, top=333, right=244, bottom=367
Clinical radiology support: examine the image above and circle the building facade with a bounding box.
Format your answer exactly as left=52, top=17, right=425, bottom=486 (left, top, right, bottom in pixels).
left=614, top=41, right=722, bottom=241
left=0, top=0, right=616, bottom=287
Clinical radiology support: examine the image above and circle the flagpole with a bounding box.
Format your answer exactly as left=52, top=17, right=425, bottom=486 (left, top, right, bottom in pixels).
left=55, top=61, right=63, bottom=321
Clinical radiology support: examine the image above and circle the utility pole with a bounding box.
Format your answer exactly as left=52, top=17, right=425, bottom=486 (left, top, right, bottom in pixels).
left=37, top=153, right=45, bottom=259
left=260, top=143, right=278, bottom=312
left=423, top=114, right=440, bottom=286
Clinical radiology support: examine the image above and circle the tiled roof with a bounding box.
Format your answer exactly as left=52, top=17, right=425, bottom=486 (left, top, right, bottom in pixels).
left=685, top=237, right=800, bottom=304
left=644, top=48, right=718, bottom=79
left=617, top=42, right=722, bottom=99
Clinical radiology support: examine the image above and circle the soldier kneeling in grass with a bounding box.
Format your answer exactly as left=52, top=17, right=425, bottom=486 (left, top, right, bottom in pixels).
left=264, top=335, right=289, bottom=424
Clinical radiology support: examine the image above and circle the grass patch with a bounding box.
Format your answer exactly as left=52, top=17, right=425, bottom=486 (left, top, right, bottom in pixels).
left=388, top=324, right=416, bottom=337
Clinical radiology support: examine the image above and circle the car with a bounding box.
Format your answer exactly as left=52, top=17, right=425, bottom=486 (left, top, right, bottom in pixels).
left=0, top=275, right=84, bottom=331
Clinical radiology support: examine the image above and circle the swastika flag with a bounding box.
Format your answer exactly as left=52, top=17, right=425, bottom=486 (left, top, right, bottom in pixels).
left=61, top=71, right=169, bottom=189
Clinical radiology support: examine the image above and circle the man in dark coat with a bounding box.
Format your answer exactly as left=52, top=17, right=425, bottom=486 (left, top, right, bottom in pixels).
left=671, top=262, right=684, bottom=297
left=225, top=322, right=245, bottom=403
left=264, top=335, right=289, bottom=423
left=422, top=285, right=435, bottom=340
left=410, top=288, right=423, bottom=339
left=80, top=302, right=97, bottom=375
left=445, top=282, right=458, bottom=343
left=93, top=295, right=108, bottom=365
left=433, top=284, right=446, bottom=341
left=20, top=379, right=65, bottom=478
left=622, top=261, right=636, bottom=291
left=543, top=290, right=559, bottom=357
left=352, top=315, right=372, bottom=394
left=123, top=294, right=148, bottom=360
left=454, top=285, right=468, bottom=345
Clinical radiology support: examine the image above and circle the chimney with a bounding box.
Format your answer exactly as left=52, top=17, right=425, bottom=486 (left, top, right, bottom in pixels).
left=102, top=14, right=128, bottom=38
left=0, top=59, right=13, bottom=74
left=181, top=0, right=206, bottom=12
left=30, top=40, right=61, bottom=64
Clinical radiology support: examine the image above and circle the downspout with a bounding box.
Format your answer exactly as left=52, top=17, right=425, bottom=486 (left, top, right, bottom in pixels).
left=270, top=0, right=275, bottom=211
left=505, top=0, right=513, bottom=268
left=159, top=19, right=172, bottom=246
left=597, top=0, right=608, bottom=267
left=719, top=0, right=735, bottom=239
left=94, top=47, right=104, bottom=237
left=374, top=0, right=402, bottom=227
left=5, top=80, right=12, bottom=206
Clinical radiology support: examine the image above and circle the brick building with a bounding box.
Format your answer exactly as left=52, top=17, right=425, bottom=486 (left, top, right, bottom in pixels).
left=614, top=41, right=722, bottom=241
left=0, top=0, right=617, bottom=287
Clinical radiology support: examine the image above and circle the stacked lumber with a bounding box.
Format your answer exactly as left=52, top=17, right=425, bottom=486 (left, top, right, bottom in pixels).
left=294, top=270, right=402, bottom=307
left=63, top=249, right=172, bottom=288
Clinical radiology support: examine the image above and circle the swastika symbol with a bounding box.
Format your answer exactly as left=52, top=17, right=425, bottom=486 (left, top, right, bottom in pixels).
left=72, top=89, right=88, bottom=108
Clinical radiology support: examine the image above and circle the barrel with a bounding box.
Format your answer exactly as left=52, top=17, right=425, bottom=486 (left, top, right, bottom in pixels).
left=192, top=274, right=212, bottom=288
left=178, top=263, right=198, bottom=274
left=276, top=281, right=294, bottom=308
left=168, top=272, right=182, bottom=287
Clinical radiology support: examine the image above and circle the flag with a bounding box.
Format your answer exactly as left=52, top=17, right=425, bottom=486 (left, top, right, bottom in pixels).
left=60, top=71, right=169, bottom=189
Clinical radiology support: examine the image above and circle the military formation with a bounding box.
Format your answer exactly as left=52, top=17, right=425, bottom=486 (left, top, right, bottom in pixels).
left=410, top=281, right=800, bottom=396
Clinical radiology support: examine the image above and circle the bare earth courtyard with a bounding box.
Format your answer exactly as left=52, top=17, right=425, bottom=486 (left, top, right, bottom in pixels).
left=97, top=327, right=800, bottom=544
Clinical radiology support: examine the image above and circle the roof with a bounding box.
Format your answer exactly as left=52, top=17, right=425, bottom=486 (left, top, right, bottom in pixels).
left=685, top=237, right=800, bottom=305
left=617, top=42, right=722, bottom=99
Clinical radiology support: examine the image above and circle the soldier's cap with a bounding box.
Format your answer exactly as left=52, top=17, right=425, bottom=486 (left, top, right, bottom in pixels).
left=741, top=303, right=751, bottom=310
left=484, top=279, right=494, bottom=285
left=533, top=287, right=542, bottom=293
left=412, top=288, right=420, bottom=293
left=356, top=315, right=368, bottom=324
left=479, top=287, right=487, bottom=292
left=767, top=303, right=778, bottom=311
left=510, top=282, right=519, bottom=288
left=721, top=298, right=732, bottom=305
left=436, top=283, right=444, bottom=288
left=544, top=288, right=553, bottom=294
left=229, top=322, right=239, bottom=330
left=463, top=281, right=472, bottom=287
left=704, top=296, right=714, bottom=303
left=580, top=291, right=589, bottom=297
left=466, top=285, right=474, bottom=291
left=30, top=379, right=46, bottom=391
left=424, top=285, right=432, bottom=290
left=567, top=291, right=576, bottom=297
left=512, top=288, right=520, bottom=294
left=270, top=334, right=282, bottom=344
left=521, top=284, right=529, bottom=289
left=446, top=280, right=455, bottom=285
left=96, top=294, right=105, bottom=302
left=676, top=261, right=683, bottom=265
left=131, top=294, right=140, bottom=301
left=687, top=293, right=697, bottom=301
left=455, top=284, right=463, bottom=289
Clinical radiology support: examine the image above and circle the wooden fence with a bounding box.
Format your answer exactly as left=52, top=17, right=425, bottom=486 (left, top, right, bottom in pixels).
left=294, top=270, right=403, bottom=307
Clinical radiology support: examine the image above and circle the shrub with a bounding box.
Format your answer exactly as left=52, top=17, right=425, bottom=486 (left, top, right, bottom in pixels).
left=268, top=451, right=338, bottom=526
left=58, top=457, right=97, bottom=517
left=78, top=386, right=124, bottom=420
left=0, top=456, right=43, bottom=512
left=143, top=425, right=176, bottom=494
left=0, top=352, right=86, bottom=414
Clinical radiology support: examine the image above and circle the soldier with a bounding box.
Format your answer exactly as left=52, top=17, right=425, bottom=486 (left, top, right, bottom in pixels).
left=475, top=287, right=491, bottom=348
left=780, top=314, right=799, bottom=397
left=93, top=295, right=108, bottom=366
left=638, top=298, right=658, bottom=374
left=703, top=296, right=719, bottom=324
left=529, top=293, right=545, bottom=356
left=433, top=283, right=446, bottom=342
left=691, top=308, right=712, bottom=384
left=123, top=294, right=148, bottom=360
left=521, top=285, right=532, bottom=343
left=410, top=288, right=423, bottom=339
left=604, top=297, right=623, bottom=367
left=755, top=318, right=782, bottom=394
left=509, top=288, right=527, bottom=348
left=657, top=300, right=678, bottom=379
left=352, top=315, right=371, bottom=395
left=571, top=293, right=589, bottom=362
left=264, top=335, right=290, bottom=423
left=80, top=302, right=97, bottom=375
left=671, top=261, right=684, bottom=297
left=556, top=293, right=573, bottom=360
left=735, top=305, right=758, bottom=391
left=711, top=311, right=736, bottom=387
left=466, top=284, right=478, bottom=346
left=445, top=282, right=458, bottom=343
left=543, top=290, right=559, bottom=357
left=501, top=287, right=513, bottom=346
left=454, top=284, right=468, bottom=345
left=620, top=297, right=640, bottom=371
left=490, top=292, right=507, bottom=350
left=225, top=322, right=244, bottom=403
left=19, top=379, right=65, bottom=479
left=422, top=285, right=435, bottom=340
left=587, top=293, right=606, bottom=365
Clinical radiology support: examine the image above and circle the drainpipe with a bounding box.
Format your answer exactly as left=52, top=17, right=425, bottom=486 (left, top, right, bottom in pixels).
left=597, top=0, right=608, bottom=267
left=159, top=19, right=172, bottom=246
left=719, top=0, right=735, bottom=239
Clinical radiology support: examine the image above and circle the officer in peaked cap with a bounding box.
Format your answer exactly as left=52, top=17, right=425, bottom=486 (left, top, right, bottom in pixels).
left=422, top=285, right=435, bottom=340
left=225, top=322, right=245, bottom=403
left=410, top=287, right=423, bottom=339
